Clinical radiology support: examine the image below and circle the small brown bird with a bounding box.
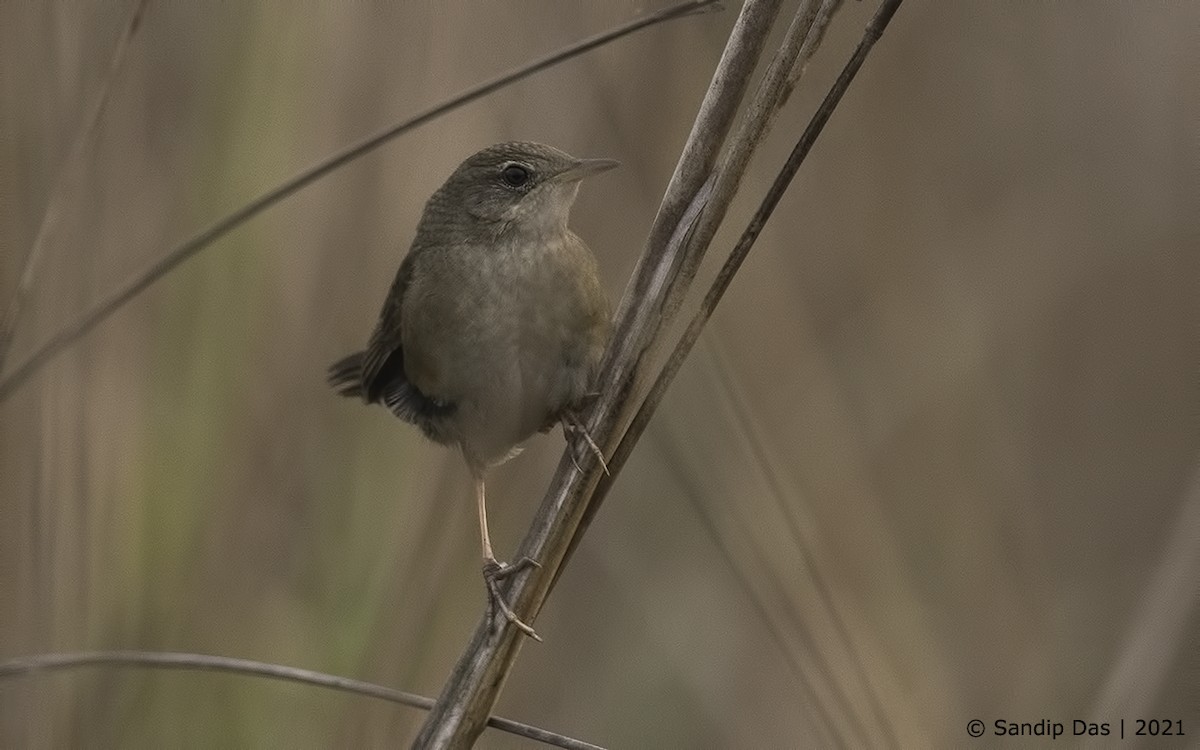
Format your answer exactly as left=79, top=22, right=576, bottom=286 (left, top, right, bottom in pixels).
left=328, top=142, right=614, bottom=639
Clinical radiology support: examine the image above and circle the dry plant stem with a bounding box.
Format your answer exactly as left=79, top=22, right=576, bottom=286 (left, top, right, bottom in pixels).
left=658, top=0, right=827, bottom=327
left=656, top=0, right=846, bottom=339
left=597, top=0, right=784, bottom=404
left=792, top=0, right=846, bottom=85
left=575, top=0, right=907, bottom=571
left=0, top=0, right=150, bottom=375
left=0, top=651, right=605, bottom=750
left=553, top=2, right=905, bottom=735
left=412, top=3, right=785, bottom=748
left=0, top=0, right=720, bottom=402
left=555, top=0, right=857, bottom=588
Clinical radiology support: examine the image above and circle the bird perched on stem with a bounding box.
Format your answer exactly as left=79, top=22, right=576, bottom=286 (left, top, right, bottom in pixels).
left=329, top=142, right=615, bottom=640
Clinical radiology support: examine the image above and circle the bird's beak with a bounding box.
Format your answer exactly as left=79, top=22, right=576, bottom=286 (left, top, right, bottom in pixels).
left=554, top=158, right=620, bottom=183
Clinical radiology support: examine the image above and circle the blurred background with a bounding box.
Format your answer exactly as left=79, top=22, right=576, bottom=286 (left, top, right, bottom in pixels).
left=2, top=1, right=1198, bottom=747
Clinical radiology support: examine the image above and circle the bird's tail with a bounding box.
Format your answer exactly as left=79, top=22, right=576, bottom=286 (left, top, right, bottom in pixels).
left=327, top=351, right=365, bottom=398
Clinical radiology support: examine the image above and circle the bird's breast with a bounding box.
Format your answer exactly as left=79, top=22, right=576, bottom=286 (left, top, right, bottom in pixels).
left=400, top=232, right=609, bottom=466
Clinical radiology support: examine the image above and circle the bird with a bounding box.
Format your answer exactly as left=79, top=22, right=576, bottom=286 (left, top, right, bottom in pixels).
left=328, top=141, right=615, bottom=640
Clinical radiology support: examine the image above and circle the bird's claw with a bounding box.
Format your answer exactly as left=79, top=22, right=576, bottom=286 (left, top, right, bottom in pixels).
left=562, top=413, right=609, bottom=475
left=483, top=557, right=542, bottom=641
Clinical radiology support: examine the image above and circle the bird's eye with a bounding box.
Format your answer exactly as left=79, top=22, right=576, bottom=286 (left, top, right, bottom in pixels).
left=500, top=164, right=531, bottom=188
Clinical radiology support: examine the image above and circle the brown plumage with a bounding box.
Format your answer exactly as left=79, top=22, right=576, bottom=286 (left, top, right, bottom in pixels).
left=329, top=142, right=614, bottom=639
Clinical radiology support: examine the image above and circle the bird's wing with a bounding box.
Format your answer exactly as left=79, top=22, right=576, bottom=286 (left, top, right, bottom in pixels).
left=359, top=250, right=416, bottom=401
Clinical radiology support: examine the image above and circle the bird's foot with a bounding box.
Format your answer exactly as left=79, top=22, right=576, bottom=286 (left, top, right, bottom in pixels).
left=483, top=556, right=542, bottom=642
left=562, top=411, right=609, bottom=475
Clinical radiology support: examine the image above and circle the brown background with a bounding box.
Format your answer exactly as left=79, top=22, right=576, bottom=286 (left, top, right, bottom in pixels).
left=2, top=1, right=1197, bottom=747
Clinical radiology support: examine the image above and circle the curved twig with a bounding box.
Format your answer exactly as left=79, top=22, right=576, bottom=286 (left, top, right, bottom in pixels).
left=0, top=650, right=605, bottom=750
left=0, top=0, right=720, bottom=402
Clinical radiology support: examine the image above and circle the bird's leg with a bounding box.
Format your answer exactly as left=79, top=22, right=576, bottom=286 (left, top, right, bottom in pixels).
left=561, top=409, right=609, bottom=476
left=475, top=476, right=542, bottom=641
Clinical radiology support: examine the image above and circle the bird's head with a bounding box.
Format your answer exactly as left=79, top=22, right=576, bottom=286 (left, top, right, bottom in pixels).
left=432, top=142, right=618, bottom=237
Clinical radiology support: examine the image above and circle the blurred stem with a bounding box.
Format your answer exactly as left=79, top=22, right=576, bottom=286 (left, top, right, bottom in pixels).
left=0, top=0, right=149, bottom=375
left=0, top=651, right=604, bottom=750
left=0, top=0, right=720, bottom=402
left=707, top=343, right=899, bottom=749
